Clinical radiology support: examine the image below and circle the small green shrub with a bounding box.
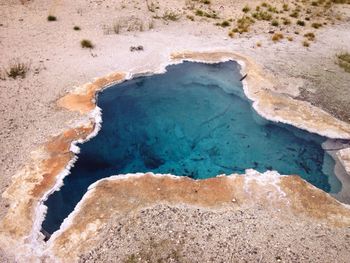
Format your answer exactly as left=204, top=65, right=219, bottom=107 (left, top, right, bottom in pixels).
left=271, top=20, right=279, bottom=26
left=195, top=9, right=217, bottom=19
left=242, top=5, right=250, bottom=13
left=297, top=20, right=305, bottom=26
left=267, top=6, right=278, bottom=13
left=220, top=20, right=230, bottom=27
left=195, top=9, right=204, bottom=16
left=304, top=32, right=315, bottom=41
left=47, top=15, right=57, bottom=21
left=81, top=39, right=94, bottom=49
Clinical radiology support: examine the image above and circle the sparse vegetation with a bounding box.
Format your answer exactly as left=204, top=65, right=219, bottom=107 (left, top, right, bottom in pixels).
left=103, top=17, right=146, bottom=34
left=220, top=20, right=230, bottom=27
left=271, top=19, right=279, bottom=26
left=282, top=18, right=291, bottom=25
left=267, top=5, right=278, bottom=13
left=73, top=26, right=81, bottom=31
left=297, top=20, right=305, bottom=26
left=5, top=60, right=30, bottom=79
left=195, top=9, right=204, bottom=16
left=337, top=52, right=350, bottom=72
left=312, top=22, right=322, bottom=29
left=195, top=9, right=217, bottom=19
left=304, top=32, right=315, bottom=41
left=162, top=10, right=181, bottom=21
left=287, top=36, right=294, bottom=41
left=228, top=30, right=235, bottom=38
left=187, top=15, right=194, bottom=21
left=256, top=41, right=262, bottom=47
left=252, top=11, right=272, bottom=21
left=242, top=5, right=250, bottom=13
left=81, top=39, right=94, bottom=49
left=272, top=33, right=284, bottom=42
left=233, top=16, right=255, bottom=33
left=148, top=20, right=155, bottom=29
left=290, top=11, right=299, bottom=18
left=113, top=22, right=120, bottom=34
left=303, top=40, right=310, bottom=47
left=47, top=15, right=57, bottom=21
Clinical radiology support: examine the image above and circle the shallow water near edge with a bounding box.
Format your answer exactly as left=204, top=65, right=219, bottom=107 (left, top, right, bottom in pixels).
left=42, top=61, right=341, bottom=234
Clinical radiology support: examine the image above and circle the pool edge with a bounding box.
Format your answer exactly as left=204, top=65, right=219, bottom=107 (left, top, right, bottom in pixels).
left=1, top=50, right=350, bottom=262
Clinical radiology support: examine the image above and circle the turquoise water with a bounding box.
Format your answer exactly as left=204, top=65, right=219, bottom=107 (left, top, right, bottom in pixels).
left=42, top=61, right=341, bottom=235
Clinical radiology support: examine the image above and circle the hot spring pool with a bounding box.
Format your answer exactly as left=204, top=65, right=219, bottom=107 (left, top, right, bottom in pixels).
left=42, top=61, right=341, bottom=234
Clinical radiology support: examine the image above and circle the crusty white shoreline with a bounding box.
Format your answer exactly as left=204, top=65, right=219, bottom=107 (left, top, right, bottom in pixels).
left=44, top=170, right=285, bottom=256
left=26, top=51, right=350, bottom=260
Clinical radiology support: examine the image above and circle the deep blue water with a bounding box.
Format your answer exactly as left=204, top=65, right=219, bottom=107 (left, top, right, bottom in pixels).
left=42, top=61, right=341, bottom=234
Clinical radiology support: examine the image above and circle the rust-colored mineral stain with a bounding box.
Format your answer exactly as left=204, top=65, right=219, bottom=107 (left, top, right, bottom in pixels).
left=52, top=174, right=243, bottom=250
left=280, top=176, right=350, bottom=226
left=32, top=125, right=94, bottom=198
left=51, top=173, right=350, bottom=261
left=57, top=72, right=126, bottom=114
left=46, top=126, right=93, bottom=154
left=2, top=51, right=350, bottom=262
left=30, top=153, right=73, bottom=198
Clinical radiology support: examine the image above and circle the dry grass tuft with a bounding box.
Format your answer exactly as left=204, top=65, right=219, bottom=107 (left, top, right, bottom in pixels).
left=304, top=32, right=315, bottom=41
left=337, top=52, right=350, bottom=72
left=303, top=40, right=310, bottom=47
left=4, top=60, right=30, bottom=79
left=162, top=10, right=181, bottom=21
left=272, top=33, right=284, bottom=42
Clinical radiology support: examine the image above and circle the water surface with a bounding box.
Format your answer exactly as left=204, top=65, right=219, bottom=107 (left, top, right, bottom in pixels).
left=43, top=61, right=341, bottom=234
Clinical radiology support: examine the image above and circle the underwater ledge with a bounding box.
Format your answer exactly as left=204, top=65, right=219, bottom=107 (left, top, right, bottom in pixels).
left=1, top=51, right=350, bottom=262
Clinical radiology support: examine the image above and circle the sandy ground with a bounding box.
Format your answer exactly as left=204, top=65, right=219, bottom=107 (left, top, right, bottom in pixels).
left=1, top=0, right=350, bottom=261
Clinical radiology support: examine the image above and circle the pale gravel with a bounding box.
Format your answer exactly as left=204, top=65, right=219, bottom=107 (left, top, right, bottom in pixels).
left=80, top=204, right=350, bottom=263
